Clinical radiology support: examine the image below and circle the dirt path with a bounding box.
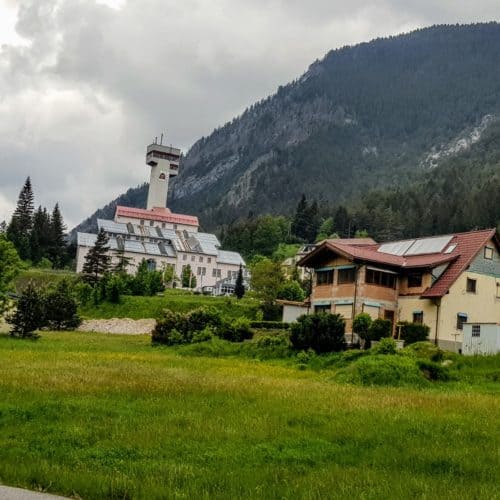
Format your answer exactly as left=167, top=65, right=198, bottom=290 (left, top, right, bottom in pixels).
left=0, top=485, right=68, bottom=499
left=77, top=318, right=155, bottom=335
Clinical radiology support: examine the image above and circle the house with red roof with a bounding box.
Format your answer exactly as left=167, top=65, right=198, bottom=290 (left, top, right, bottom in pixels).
left=297, top=229, right=500, bottom=351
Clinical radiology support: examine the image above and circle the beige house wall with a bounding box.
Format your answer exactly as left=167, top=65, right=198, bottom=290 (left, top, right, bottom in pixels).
left=438, top=271, right=500, bottom=350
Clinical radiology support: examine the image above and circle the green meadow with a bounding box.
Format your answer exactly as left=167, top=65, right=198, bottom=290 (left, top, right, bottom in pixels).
left=0, top=332, right=499, bottom=499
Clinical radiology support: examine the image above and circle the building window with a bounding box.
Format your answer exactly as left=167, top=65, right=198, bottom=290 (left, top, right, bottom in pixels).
left=191, top=255, right=195, bottom=262
left=183, top=254, right=187, bottom=261
left=456, top=313, right=467, bottom=330
left=413, top=311, right=424, bottom=324
left=140, top=220, right=144, bottom=226
left=338, top=268, right=355, bottom=284
left=149, top=221, right=154, bottom=226
left=407, top=272, right=423, bottom=288
left=466, top=278, right=477, bottom=293
left=484, top=247, right=494, bottom=260
left=162, top=223, right=166, bottom=229
left=316, top=270, right=334, bottom=285
left=227, top=270, right=232, bottom=278
left=207, top=257, right=211, bottom=264
left=147, top=259, right=156, bottom=271
left=197, top=267, right=202, bottom=276
left=199, top=256, right=203, bottom=263
left=212, top=268, right=217, bottom=277
left=217, top=269, right=221, bottom=277
left=366, top=268, right=396, bottom=288
left=314, top=304, right=331, bottom=313
left=471, top=324, right=481, bottom=337
left=174, top=224, right=178, bottom=230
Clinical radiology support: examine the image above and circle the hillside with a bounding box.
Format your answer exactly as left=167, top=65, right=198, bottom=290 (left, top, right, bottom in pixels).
left=75, top=23, right=500, bottom=235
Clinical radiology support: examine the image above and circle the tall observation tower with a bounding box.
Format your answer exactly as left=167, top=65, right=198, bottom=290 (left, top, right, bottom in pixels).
left=145, top=140, right=181, bottom=210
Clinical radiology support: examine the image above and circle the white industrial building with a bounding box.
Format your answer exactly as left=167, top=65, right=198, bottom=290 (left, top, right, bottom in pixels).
left=76, top=141, right=246, bottom=292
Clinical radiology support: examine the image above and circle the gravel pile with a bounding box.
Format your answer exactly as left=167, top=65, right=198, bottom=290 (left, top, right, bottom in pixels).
left=77, top=318, right=155, bottom=335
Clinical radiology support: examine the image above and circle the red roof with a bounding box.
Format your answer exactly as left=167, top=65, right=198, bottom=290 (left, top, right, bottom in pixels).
left=421, top=229, right=497, bottom=298
left=115, top=206, right=199, bottom=226
left=298, top=229, right=499, bottom=298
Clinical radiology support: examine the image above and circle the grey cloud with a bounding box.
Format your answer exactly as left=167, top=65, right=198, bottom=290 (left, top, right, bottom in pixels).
left=0, top=0, right=498, bottom=227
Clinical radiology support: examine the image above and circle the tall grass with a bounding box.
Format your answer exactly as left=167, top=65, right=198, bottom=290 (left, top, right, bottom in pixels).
left=0, top=332, right=498, bottom=499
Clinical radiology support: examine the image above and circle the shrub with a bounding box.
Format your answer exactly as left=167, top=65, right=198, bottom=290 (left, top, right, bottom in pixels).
left=152, top=310, right=189, bottom=344
left=75, top=281, right=93, bottom=305
left=353, top=313, right=372, bottom=341
left=290, top=313, right=346, bottom=354
left=372, top=337, right=397, bottom=355
left=7, top=283, right=46, bottom=338
left=186, top=307, right=223, bottom=332
left=256, top=333, right=290, bottom=348
left=335, top=355, right=427, bottom=386
left=105, top=274, right=125, bottom=304
left=399, top=322, right=430, bottom=345
left=217, top=318, right=254, bottom=342
left=191, top=327, right=215, bottom=343
left=44, top=281, right=81, bottom=330
left=404, top=341, right=445, bottom=362
left=277, top=280, right=306, bottom=302
left=417, top=359, right=451, bottom=381
left=368, top=318, right=392, bottom=341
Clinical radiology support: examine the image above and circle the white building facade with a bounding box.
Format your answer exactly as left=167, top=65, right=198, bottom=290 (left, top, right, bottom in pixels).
left=76, top=142, right=246, bottom=291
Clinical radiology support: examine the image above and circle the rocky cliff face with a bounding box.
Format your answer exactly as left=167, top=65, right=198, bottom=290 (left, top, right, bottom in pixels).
left=74, top=23, right=500, bottom=234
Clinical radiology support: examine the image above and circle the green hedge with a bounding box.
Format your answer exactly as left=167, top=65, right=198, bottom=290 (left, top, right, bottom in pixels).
left=249, top=321, right=290, bottom=330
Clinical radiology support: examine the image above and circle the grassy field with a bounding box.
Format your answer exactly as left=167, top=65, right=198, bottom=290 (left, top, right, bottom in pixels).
left=79, top=292, right=261, bottom=320
left=0, top=332, right=499, bottom=499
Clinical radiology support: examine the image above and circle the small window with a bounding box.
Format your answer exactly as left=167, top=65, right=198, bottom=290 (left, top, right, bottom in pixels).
left=162, top=223, right=166, bottom=229
left=338, top=268, right=355, bottom=284
left=466, top=278, right=477, bottom=293
left=484, top=247, right=494, bottom=260
left=212, top=268, right=217, bottom=277
left=174, top=224, right=178, bottom=230
left=217, top=269, right=221, bottom=277
left=471, top=324, right=481, bottom=337
left=408, top=272, right=423, bottom=288
left=140, top=220, right=145, bottom=226
left=199, top=256, right=203, bottom=263
left=197, top=267, right=202, bottom=276
left=456, top=313, right=467, bottom=330
left=316, top=270, right=334, bottom=285
left=314, top=304, right=331, bottom=313
left=207, top=257, right=211, bottom=264
left=227, top=270, right=231, bottom=278
left=149, top=221, right=154, bottom=227
left=191, top=255, right=195, bottom=262
left=183, top=254, right=187, bottom=261
left=413, top=311, right=423, bottom=324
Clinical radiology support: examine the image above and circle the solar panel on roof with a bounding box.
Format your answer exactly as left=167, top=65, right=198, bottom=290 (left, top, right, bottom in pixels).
left=378, top=240, right=415, bottom=256
left=97, top=219, right=128, bottom=235
left=405, top=235, right=453, bottom=255
left=124, top=240, right=145, bottom=253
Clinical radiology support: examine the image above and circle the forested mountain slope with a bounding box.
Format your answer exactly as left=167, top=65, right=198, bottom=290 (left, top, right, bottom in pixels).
left=75, top=23, right=500, bottom=235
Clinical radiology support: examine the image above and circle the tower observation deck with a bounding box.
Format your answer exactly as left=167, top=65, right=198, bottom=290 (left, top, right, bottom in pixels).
left=146, top=142, right=181, bottom=210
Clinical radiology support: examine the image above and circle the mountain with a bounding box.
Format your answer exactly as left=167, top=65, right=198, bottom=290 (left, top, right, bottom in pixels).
left=74, top=23, right=500, bottom=235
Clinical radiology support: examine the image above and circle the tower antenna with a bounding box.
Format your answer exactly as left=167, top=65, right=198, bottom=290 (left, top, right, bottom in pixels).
left=160, top=132, right=164, bottom=145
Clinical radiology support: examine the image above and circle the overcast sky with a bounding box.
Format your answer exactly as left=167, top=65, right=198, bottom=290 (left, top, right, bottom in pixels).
left=0, top=0, right=499, bottom=228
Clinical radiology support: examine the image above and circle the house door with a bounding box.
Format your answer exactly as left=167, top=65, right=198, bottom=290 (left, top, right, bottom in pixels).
left=384, top=310, right=395, bottom=337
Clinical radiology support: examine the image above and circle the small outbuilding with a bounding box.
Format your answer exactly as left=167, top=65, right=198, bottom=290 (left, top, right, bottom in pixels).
left=462, top=323, right=500, bottom=355
left=277, top=300, right=309, bottom=323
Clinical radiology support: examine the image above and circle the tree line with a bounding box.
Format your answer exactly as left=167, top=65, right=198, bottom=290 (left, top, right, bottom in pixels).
left=3, top=177, right=71, bottom=268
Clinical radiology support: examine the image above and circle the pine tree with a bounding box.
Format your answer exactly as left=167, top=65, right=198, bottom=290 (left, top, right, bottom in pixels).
left=113, top=247, right=133, bottom=273
left=7, top=177, right=34, bottom=260
left=234, top=265, right=245, bottom=299
left=291, top=194, right=309, bottom=241
left=30, top=206, right=52, bottom=265
left=82, top=229, right=111, bottom=284
left=49, top=203, right=67, bottom=268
